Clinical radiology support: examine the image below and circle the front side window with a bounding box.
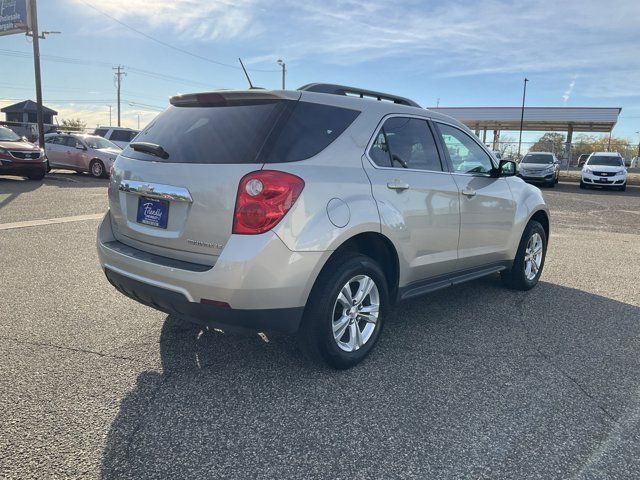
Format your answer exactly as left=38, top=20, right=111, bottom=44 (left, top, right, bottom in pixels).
left=368, top=117, right=442, bottom=171
left=437, top=123, right=494, bottom=175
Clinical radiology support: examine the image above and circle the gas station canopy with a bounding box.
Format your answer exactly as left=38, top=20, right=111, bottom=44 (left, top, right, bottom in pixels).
left=429, top=107, right=621, bottom=133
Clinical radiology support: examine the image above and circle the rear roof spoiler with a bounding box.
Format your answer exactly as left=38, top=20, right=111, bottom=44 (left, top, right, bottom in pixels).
left=298, top=83, right=421, bottom=108
left=170, top=90, right=300, bottom=107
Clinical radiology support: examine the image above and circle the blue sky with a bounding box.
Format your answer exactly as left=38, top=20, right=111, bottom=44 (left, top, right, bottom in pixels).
left=1, top=0, right=639, bottom=144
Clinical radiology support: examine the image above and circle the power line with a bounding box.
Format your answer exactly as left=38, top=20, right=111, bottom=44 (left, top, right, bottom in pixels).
left=78, top=0, right=279, bottom=73
left=0, top=49, right=218, bottom=89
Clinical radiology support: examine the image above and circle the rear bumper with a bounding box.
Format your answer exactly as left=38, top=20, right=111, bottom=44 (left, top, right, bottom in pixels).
left=97, top=210, right=329, bottom=331
left=104, top=268, right=304, bottom=333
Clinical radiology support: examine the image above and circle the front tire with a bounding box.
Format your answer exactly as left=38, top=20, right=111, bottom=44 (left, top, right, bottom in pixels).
left=579, top=180, right=586, bottom=189
left=27, top=171, right=45, bottom=181
left=501, top=220, right=547, bottom=291
left=299, top=254, right=388, bottom=369
left=89, top=159, right=106, bottom=178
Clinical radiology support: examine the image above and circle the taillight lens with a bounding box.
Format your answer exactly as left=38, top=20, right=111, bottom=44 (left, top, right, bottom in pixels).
left=233, top=170, right=305, bottom=234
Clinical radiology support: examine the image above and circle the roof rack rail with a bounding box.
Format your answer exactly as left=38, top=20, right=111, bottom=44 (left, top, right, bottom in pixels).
left=298, top=83, right=421, bottom=108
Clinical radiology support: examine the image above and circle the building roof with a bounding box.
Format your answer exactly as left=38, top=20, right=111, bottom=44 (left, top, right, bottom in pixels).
left=429, top=107, right=621, bottom=133
left=1, top=100, right=58, bottom=115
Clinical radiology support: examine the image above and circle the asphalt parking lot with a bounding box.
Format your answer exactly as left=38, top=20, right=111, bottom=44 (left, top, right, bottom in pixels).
left=1, top=172, right=639, bottom=479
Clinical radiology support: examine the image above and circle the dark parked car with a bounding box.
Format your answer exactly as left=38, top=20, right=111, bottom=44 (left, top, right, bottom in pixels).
left=0, top=126, right=47, bottom=180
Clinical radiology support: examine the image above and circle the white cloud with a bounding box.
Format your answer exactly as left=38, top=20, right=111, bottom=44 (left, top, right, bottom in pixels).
left=68, top=0, right=640, bottom=80
left=562, top=77, right=577, bottom=104
left=71, top=0, right=260, bottom=41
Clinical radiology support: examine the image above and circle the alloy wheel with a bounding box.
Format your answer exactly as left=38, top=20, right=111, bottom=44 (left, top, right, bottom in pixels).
left=524, top=232, right=543, bottom=280
left=332, top=275, right=380, bottom=352
left=91, top=162, right=103, bottom=177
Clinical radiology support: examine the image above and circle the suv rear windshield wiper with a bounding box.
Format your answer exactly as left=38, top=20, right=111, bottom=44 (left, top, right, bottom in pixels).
left=130, top=142, right=170, bottom=159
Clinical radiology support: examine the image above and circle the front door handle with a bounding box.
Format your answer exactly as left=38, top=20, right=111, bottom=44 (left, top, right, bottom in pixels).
left=387, top=180, right=410, bottom=191
left=462, top=187, right=476, bottom=197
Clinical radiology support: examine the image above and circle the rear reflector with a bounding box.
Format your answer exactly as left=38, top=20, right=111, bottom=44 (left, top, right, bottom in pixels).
left=200, top=299, right=231, bottom=309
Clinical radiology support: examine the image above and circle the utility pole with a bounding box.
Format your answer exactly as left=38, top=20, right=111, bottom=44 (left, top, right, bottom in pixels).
left=277, top=59, right=286, bottom=90
left=113, top=65, right=125, bottom=127
left=517, top=78, right=529, bottom=161
left=29, top=0, right=44, bottom=149
left=108, top=105, right=112, bottom=126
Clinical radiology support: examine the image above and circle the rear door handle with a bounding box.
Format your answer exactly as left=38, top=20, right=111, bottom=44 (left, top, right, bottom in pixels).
left=462, top=187, right=476, bottom=197
left=387, top=180, right=410, bottom=191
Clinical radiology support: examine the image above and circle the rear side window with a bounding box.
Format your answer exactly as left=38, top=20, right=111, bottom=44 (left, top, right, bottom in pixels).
left=63, top=136, right=78, bottom=147
left=124, top=100, right=359, bottom=164
left=262, top=102, right=360, bottom=163
left=110, top=130, right=135, bottom=142
left=94, top=128, right=108, bottom=137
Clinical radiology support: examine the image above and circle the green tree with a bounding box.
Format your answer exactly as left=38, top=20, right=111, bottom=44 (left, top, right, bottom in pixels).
left=60, top=118, right=86, bottom=131
left=529, top=132, right=565, bottom=156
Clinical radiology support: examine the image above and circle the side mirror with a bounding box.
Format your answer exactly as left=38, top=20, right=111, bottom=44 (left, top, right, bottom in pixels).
left=496, top=160, right=516, bottom=177
left=21, top=136, right=29, bottom=142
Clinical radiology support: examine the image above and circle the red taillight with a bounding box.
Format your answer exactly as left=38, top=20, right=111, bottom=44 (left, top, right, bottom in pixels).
left=233, top=170, right=305, bottom=235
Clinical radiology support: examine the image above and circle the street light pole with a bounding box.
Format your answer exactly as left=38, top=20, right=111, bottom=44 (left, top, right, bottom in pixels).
left=29, top=0, right=44, bottom=149
left=517, top=78, right=529, bottom=161
left=108, top=105, right=112, bottom=126
left=277, top=59, right=286, bottom=90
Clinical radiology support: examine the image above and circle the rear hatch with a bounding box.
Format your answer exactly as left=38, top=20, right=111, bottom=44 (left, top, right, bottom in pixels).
left=108, top=90, right=360, bottom=265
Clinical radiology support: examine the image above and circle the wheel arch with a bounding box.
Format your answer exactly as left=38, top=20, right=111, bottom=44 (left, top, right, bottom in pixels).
left=312, top=231, right=400, bottom=303
left=529, top=209, right=550, bottom=241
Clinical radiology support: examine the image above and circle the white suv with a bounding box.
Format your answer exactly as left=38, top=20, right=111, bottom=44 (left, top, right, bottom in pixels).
left=94, top=127, right=140, bottom=149
left=97, top=84, right=550, bottom=368
left=580, top=152, right=627, bottom=191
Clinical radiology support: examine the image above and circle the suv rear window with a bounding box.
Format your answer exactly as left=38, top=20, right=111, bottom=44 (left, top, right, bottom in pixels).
left=123, top=100, right=359, bottom=164
left=111, top=130, right=137, bottom=142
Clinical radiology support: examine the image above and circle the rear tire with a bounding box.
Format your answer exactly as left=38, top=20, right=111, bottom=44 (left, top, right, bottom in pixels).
left=501, top=220, right=546, bottom=291
left=89, top=159, right=106, bottom=178
left=298, top=253, right=388, bottom=369
left=620, top=184, right=626, bottom=192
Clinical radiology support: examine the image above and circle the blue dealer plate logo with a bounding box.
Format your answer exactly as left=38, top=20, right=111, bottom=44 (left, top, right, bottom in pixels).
left=136, top=196, right=169, bottom=229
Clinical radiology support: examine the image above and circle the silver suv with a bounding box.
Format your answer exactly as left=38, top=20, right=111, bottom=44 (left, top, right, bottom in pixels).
left=97, top=84, right=550, bottom=368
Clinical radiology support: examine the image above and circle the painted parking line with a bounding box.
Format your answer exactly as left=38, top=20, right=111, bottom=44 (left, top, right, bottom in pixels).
left=0, top=213, right=104, bottom=231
